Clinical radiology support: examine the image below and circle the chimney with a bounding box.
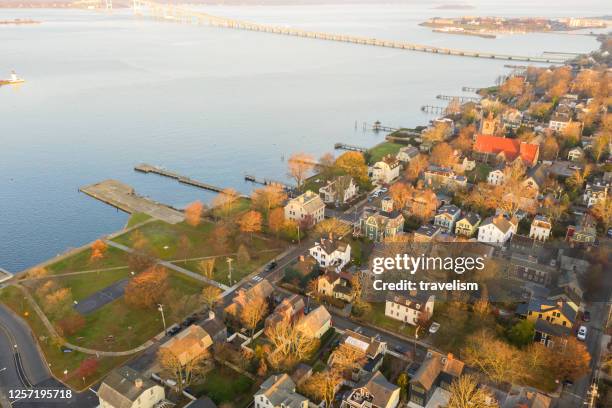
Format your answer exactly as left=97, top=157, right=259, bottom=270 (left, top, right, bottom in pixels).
left=208, top=310, right=215, bottom=321
left=447, top=353, right=454, bottom=360
left=299, top=255, right=305, bottom=262
left=134, top=378, right=143, bottom=389
left=328, top=232, right=333, bottom=241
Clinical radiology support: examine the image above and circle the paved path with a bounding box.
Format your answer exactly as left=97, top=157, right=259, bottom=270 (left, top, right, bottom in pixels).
left=105, top=241, right=230, bottom=291
left=74, top=279, right=129, bottom=315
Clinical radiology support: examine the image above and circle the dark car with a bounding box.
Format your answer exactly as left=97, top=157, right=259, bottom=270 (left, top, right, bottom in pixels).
left=266, top=261, right=278, bottom=271
left=582, top=311, right=591, bottom=322
left=182, top=316, right=197, bottom=327
left=167, top=324, right=181, bottom=336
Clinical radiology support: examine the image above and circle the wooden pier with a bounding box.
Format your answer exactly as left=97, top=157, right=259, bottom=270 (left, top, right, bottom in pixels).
left=421, top=105, right=447, bottom=114
left=334, top=143, right=367, bottom=152
left=244, top=175, right=294, bottom=191
left=461, top=86, right=480, bottom=93
left=135, top=163, right=224, bottom=193
left=436, top=94, right=480, bottom=103
left=371, top=122, right=398, bottom=132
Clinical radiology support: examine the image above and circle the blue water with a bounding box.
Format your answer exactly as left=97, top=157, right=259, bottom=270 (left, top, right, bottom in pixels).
left=0, top=2, right=607, bottom=272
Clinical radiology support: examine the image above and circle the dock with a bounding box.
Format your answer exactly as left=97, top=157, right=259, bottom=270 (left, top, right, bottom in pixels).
left=334, top=143, right=367, bottom=153
left=244, top=175, right=295, bottom=191
left=461, top=86, right=480, bottom=93
left=371, top=122, right=398, bottom=132
left=436, top=94, right=480, bottom=103
left=80, top=179, right=185, bottom=224
left=421, top=105, right=447, bottom=114
left=135, top=163, right=224, bottom=193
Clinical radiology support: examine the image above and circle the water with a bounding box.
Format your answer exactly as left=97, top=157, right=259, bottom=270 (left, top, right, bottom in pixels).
left=0, top=1, right=607, bottom=272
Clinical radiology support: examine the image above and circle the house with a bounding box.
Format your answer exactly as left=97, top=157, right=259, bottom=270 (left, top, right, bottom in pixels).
left=487, top=167, right=505, bottom=186
left=422, top=165, right=467, bottom=190
left=340, top=371, right=400, bottom=408
left=185, top=396, right=218, bottom=408
left=309, top=237, right=351, bottom=271
left=265, top=294, right=305, bottom=329
left=254, top=374, right=309, bottom=408
left=529, top=215, right=552, bottom=242
left=160, top=325, right=213, bottom=366
left=566, top=214, right=597, bottom=245
left=370, top=155, right=401, bottom=184
left=480, top=111, right=501, bottom=136
left=583, top=179, right=609, bottom=207
left=502, top=108, right=523, bottom=130
left=396, top=146, right=419, bottom=163
left=524, top=298, right=576, bottom=331
left=319, top=175, right=359, bottom=205
left=509, top=252, right=556, bottom=286
left=225, top=279, right=274, bottom=318
left=478, top=214, right=517, bottom=245
left=455, top=213, right=481, bottom=238
left=433, top=205, right=461, bottom=233
left=98, top=367, right=166, bottom=408
left=200, top=311, right=227, bottom=343
left=522, top=164, right=549, bottom=195
left=340, top=329, right=386, bottom=360
left=502, top=386, right=551, bottom=408
left=316, top=269, right=354, bottom=302
left=408, top=351, right=464, bottom=407
left=413, top=225, right=440, bottom=243
left=296, top=305, right=332, bottom=339
left=358, top=202, right=405, bottom=243
left=284, top=190, right=325, bottom=226
left=567, top=146, right=584, bottom=161
left=473, top=135, right=539, bottom=167
left=548, top=113, right=571, bottom=132
left=384, top=291, right=435, bottom=326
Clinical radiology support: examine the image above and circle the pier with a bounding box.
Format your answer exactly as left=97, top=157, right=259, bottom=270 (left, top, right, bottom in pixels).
left=421, top=105, right=447, bottom=114
left=134, top=163, right=225, bottom=193
left=244, top=175, right=295, bottom=191
left=334, top=143, right=368, bottom=152
left=371, top=122, right=398, bottom=132
left=80, top=179, right=185, bottom=224
left=131, top=0, right=569, bottom=64
left=461, top=86, right=481, bottom=93
left=436, top=94, right=480, bottom=103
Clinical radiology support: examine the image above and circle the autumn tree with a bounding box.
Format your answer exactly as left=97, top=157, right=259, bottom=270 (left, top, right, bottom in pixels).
left=329, top=343, right=366, bottom=374
left=198, top=258, right=215, bottom=279
left=447, top=374, right=499, bottom=408
left=27, top=267, right=49, bottom=282
left=561, top=121, right=582, bottom=145
left=212, top=188, right=239, bottom=218
left=334, top=151, right=368, bottom=184
left=125, top=266, right=169, bottom=309
left=317, top=152, right=337, bottom=179
left=591, top=196, right=612, bottom=232
left=541, top=135, right=559, bottom=160
left=44, top=288, right=73, bottom=318
left=566, top=165, right=591, bottom=191
left=77, top=357, right=99, bottom=382
left=499, top=76, right=525, bottom=99
left=236, top=244, right=251, bottom=265
left=265, top=319, right=319, bottom=368
left=405, top=154, right=429, bottom=182
left=268, top=207, right=285, bottom=237
left=90, top=239, right=108, bottom=262
left=185, top=200, right=205, bottom=227
left=422, top=122, right=450, bottom=143
left=238, top=210, right=263, bottom=241
left=240, top=296, right=268, bottom=338
left=57, top=313, right=86, bottom=336
left=300, top=370, right=340, bottom=407
left=592, top=130, right=611, bottom=163
left=251, top=185, right=287, bottom=216
left=410, top=188, right=438, bottom=221
left=313, top=218, right=351, bottom=238
left=389, top=182, right=412, bottom=210
left=211, top=223, right=231, bottom=253
left=177, top=235, right=191, bottom=262
left=452, top=125, right=475, bottom=153
left=158, top=344, right=209, bottom=394
left=550, top=337, right=591, bottom=382
left=128, top=231, right=156, bottom=272
left=201, top=286, right=221, bottom=311
left=288, top=153, right=315, bottom=189
left=430, top=142, right=456, bottom=168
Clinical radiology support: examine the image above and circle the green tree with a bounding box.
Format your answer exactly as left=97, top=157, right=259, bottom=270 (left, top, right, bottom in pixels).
left=507, top=319, right=535, bottom=347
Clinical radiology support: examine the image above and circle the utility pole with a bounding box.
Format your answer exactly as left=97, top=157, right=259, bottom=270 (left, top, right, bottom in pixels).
left=157, top=304, right=166, bottom=334
left=226, top=257, right=233, bottom=285
left=586, top=381, right=598, bottom=407
left=414, top=326, right=420, bottom=360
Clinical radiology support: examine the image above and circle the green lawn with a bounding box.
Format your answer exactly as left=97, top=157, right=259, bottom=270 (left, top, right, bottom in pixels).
left=46, top=246, right=130, bottom=275
left=190, top=365, right=255, bottom=408
left=368, top=142, right=403, bottom=164
left=357, top=302, right=416, bottom=338
left=125, top=212, right=152, bottom=228
left=212, top=197, right=252, bottom=219
left=60, top=268, right=131, bottom=301
left=466, top=163, right=491, bottom=183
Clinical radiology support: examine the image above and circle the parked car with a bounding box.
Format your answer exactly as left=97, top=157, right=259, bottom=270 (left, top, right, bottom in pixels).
left=167, top=324, right=181, bottom=336
left=393, top=345, right=406, bottom=353
left=577, top=325, right=587, bottom=341
left=379, top=187, right=388, bottom=193
left=265, top=261, right=277, bottom=271
left=429, top=322, right=441, bottom=334
left=182, top=316, right=197, bottom=327
left=582, top=311, right=591, bottom=322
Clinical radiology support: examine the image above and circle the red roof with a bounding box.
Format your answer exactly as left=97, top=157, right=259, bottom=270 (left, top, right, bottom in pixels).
left=473, top=134, right=539, bottom=166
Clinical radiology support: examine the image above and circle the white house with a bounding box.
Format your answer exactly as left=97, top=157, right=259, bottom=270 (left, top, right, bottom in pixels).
left=567, top=146, right=584, bottom=162
left=296, top=305, right=332, bottom=339
left=583, top=179, right=609, bottom=208
left=549, top=114, right=571, bottom=132
left=341, top=371, right=400, bottom=408
left=396, top=146, right=419, bottom=163
left=478, top=214, right=518, bottom=245
left=255, top=374, right=309, bottom=408
left=98, top=367, right=166, bottom=408
left=284, top=190, right=325, bottom=226
left=530, top=215, right=552, bottom=242
left=433, top=205, right=461, bottom=233
left=369, top=155, right=401, bottom=185
left=309, top=237, right=351, bottom=271
left=319, top=175, right=358, bottom=205
left=487, top=168, right=505, bottom=186
left=385, top=291, right=435, bottom=326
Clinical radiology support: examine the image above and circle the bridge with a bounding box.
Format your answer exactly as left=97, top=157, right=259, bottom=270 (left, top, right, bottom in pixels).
left=129, top=0, right=570, bottom=64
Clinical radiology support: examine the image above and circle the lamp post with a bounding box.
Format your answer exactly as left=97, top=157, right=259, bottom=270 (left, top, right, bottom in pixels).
left=226, top=257, right=233, bottom=285
left=414, top=326, right=420, bottom=360
left=157, top=304, right=166, bottom=334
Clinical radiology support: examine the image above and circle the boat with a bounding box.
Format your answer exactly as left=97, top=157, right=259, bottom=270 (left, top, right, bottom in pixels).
left=0, top=71, right=25, bottom=85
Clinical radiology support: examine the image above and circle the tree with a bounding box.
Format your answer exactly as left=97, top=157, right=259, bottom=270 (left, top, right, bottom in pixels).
left=566, top=165, right=591, bottom=191
left=430, top=142, right=456, bottom=168
left=561, top=122, right=582, bottom=145
left=313, top=218, right=351, bottom=238
left=211, top=223, right=231, bottom=253
left=77, top=357, right=99, bottom=381
left=318, top=152, right=337, bottom=179
left=158, top=345, right=209, bottom=394
left=288, top=153, right=315, bottom=189
left=500, top=76, right=525, bottom=99
left=238, top=210, right=263, bottom=241
left=422, top=122, right=450, bottom=143
left=592, top=130, right=611, bottom=162
left=329, top=343, right=366, bottom=374
left=550, top=338, right=591, bottom=382
left=334, top=151, right=368, bottom=184
left=90, top=239, right=108, bottom=262
left=265, top=319, right=319, bottom=368
left=240, top=296, right=268, bottom=338
left=236, top=244, right=251, bottom=265
left=125, top=266, right=169, bottom=309
left=405, top=154, right=429, bottom=182
left=300, top=370, right=340, bottom=407
left=447, top=374, right=499, bottom=408
left=27, top=267, right=48, bottom=281
left=541, top=135, right=559, bottom=160
left=44, top=288, right=73, bottom=318
left=251, top=185, right=287, bottom=216
left=212, top=188, right=239, bottom=217
left=198, top=258, right=215, bottom=279
left=268, top=207, right=285, bottom=238
left=410, top=188, right=438, bottom=221
left=184, top=201, right=205, bottom=226
left=507, top=319, right=535, bottom=347
left=57, top=313, right=86, bottom=336
left=201, top=286, right=221, bottom=311
left=177, top=234, right=191, bottom=262
left=389, top=182, right=412, bottom=210
left=591, top=196, right=612, bottom=230
left=452, top=125, right=475, bottom=153
left=397, top=372, right=409, bottom=401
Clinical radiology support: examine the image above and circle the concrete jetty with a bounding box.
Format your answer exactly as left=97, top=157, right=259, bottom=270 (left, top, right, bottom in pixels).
left=79, top=179, right=184, bottom=224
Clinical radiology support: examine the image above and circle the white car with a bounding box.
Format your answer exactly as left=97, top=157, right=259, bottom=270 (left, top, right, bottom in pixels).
left=429, top=322, right=441, bottom=334
left=577, top=325, right=587, bottom=341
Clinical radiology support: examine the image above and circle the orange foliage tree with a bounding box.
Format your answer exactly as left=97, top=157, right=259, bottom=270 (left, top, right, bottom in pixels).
left=125, top=266, right=169, bottom=309
left=288, top=153, right=315, bottom=189
left=90, top=239, right=108, bottom=262
left=185, top=200, right=205, bottom=226
left=268, top=207, right=285, bottom=237
left=238, top=210, right=263, bottom=241
left=252, top=185, right=287, bottom=216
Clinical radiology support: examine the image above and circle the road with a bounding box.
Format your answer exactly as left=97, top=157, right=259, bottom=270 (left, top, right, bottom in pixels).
left=0, top=305, right=97, bottom=408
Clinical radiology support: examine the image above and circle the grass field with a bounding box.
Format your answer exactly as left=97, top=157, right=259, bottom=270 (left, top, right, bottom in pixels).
left=190, top=365, right=255, bottom=408
left=125, top=212, right=152, bottom=228
left=46, top=246, right=130, bottom=275
left=358, top=302, right=416, bottom=338
left=368, top=142, right=403, bottom=164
